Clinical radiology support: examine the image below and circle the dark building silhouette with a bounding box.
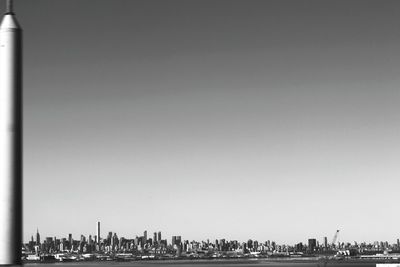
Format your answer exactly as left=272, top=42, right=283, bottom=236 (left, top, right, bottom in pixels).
left=36, top=229, right=40, bottom=245
left=176, top=236, right=181, bottom=246
left=295, top=242, right=303, bottom=252
left=68, top=234, right=72, bottom=249
left=107, top=232, right=112, bottom=246
left=158, top=231, right=162, bottom=242
left=143, top=231, right=147, bottom=244
left=96, top=222, right=100, bottom=245
left=308, top=238, right=317, bottom=252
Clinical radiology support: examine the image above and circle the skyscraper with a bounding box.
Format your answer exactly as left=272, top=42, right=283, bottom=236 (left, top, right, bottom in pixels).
left=107, top=232, right=112, bottom=246
left=308, top=238, right=317, bottom=252
left=158, top=231, right=162, bottom=242
left=68, top=234, right=72, bottom=249
left=153, top=232, right=157, bottom=244
left=176, top=236, right=182, bottom=246
left=36, top=229, right=40, bottom=245
left=96, top=221, right=100, bottom=245
left=143, top=230, right=147, bottom=243
left=111, top=233, right=118, bottom=250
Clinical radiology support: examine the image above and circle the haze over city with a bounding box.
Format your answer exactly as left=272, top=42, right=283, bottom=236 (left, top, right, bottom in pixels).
left=6, top=0, right=400, bottom=244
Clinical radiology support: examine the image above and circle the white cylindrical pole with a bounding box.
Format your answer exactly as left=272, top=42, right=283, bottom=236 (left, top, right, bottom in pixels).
left=0, top=0, right=22, bottom=264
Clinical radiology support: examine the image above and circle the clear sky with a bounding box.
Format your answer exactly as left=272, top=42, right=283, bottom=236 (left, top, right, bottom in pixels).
left=3, top=0, right=400, bottom=244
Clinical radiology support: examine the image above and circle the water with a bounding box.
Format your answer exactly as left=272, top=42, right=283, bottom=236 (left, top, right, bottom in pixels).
left=24, top=260, right=385, bottom=267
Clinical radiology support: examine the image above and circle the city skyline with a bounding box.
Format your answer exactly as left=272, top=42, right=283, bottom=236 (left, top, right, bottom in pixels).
left=26, top=223, right=399, bottom=247
left=21, top=221, right=400, bottom=262
left=27, top=222, right=400, bottom=249
left=4, top=0, right=400, bottom=244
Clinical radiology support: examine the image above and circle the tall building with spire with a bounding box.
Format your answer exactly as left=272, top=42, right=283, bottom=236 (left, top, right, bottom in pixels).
left=36, top=229, right=41, bottom=245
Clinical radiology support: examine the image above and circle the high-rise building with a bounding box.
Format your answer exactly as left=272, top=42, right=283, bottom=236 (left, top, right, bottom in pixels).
left=143, top=231, right=147, bottom=243
left=158, top=231, right=162, bottom=242
left=119, top=237, right=124, bottom=250
left=96, top=221, right=100, bottom=245
left=176, top=236, right=182, bottom=246
left=61, top=238, right=66, bottom=251
left=247, top=239, right=253, bottom=250
left=324, top=236, right=328, bottom=248
left=68, top=234, right=72, bottom=249
left=153, top=232, right=157, bottom=244
left=253, top=240, right=258, bottom=251
left=36, top=229, right=41, bottom=245
left=45, top=237, right=53, bottom=251
left=295, top=242, right=303, bottom=252
left=111, top=233, right=118, bottom=250
left=107, top=232, right=112, bottom=246
left=308, top=239, right=317, bottom=252
left=46, top=236, right=52, bottom=243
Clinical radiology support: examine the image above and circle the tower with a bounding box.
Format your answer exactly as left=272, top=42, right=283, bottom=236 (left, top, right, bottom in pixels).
left=68, top=234, right=72, bottom=250
left=158, top=231, right=161, bottom=242
left=308, top=238, right=317, bottom=252
left=143, top=230, right=147, bottom=243
left=0, top=0, right=23, bottom=264
left=36, top=229, right=40, bottom=245
left=96, top=221, right=100, bottom=245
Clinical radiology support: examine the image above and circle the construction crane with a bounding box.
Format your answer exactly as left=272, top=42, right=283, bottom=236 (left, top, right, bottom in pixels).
left=332, top=230, right=340, bottom=247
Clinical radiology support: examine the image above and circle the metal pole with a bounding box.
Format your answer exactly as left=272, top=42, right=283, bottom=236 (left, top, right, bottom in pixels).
left=5, top=0, right=13, bottom=14
left=0, top=0, right=22, bottom=264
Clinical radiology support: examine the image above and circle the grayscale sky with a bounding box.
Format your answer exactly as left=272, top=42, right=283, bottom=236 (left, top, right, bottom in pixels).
left=3, top=0, right=400, bottom=244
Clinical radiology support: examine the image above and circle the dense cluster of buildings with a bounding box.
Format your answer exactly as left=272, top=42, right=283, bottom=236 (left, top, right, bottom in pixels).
left=21, top=222, right=400, bottom=262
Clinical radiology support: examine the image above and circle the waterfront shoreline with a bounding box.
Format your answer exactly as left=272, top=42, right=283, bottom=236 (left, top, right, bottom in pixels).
left=23, top=257, right=400, bottom=265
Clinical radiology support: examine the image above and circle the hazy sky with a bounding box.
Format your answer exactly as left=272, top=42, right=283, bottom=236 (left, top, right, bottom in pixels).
left=3, top=0, right=400, bottom=244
